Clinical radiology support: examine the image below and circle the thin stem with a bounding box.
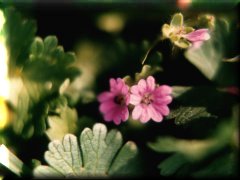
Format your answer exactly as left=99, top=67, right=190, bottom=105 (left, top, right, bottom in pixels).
left=141, top=38, right=161, bottom=65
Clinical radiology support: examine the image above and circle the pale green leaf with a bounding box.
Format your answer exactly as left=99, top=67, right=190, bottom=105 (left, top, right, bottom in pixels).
left=46, top=97, right=78, bottom=141
left=184, top=18, right=229, bottom=82
left=44, top=134, right=82, bottom=177
left=33, top=166, right=63, bottom=178
left=0, top=144, right=30, bottom=177
left=34, top=123, right=139, bottom=177
left=171, top=86, right=192, bottom=98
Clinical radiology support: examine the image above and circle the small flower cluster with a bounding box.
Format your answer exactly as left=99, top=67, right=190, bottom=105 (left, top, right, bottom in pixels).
left=162, top=13, right=210, bottom=49
left=98, top=76, right=172, bottom=125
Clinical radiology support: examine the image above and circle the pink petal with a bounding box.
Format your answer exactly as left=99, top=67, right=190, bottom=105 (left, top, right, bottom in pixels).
left=139, top=107, right=150, bottom=123
left=121, top=84, right=129, bottom=95
left=104, top=109, right=117, bottom=122
left=99, top=101, right=116, bottom=113
left=154, top=95, right=172, bottom=105
left=147, top=104, right=163, bottom=122
left=110, top=78, right=117, bottom=89
left=113, top=114, right=121, bottom=125
left=154, top=105, right=170, bottom=116
left=97, top=92, right=114, bottom=102
left=132, top=105, right=143, bottom=120
left=155, top=85, right=172, bottom=96
left=146, top=76, right=155, bottom=91
left=191, top=41, right=203, bottom=49
left=129, top=94, right=142, bottom=105
left=120, top=107, right=129, bottom=121
left=110, top=78, right=121, bottom=93
left=131, top=85, right=140, bottom=95
left=184, top=29, right=210, bottom=42
left=125, top=94, right=130, bottom=105
left=138, top=79, right=147, bottom=94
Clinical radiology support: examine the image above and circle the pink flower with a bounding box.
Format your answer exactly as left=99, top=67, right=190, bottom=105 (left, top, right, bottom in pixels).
left=184, top=29, right=210, bottom=48
left=130, top=76, right=172, bottom=123
left=98, top=78, right=130, bottom=125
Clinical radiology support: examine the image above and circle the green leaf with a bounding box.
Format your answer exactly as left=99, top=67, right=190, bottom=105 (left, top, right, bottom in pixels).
left=148, top=136, right=219, bottom=161
left=46, top=97, right=78, bottom=141
left=158, top=154, right=188, bottom=176
left=167, top=106, right=214, bottom=125
left=172, top=86, right=192, bottom=98
left=192, top=152, right=238, bottom=177
left=30, top=37, right=44, bottom=56
left=33, top=166, right=63, bottom=178
left=24, top=35, right=80, bottom=84
left=0, top=144, right=30, bottom=177
left=34, top=123, right=139, bottom=177
left=9, top=36, right=80, bottom=138
left=149, top=115, right=236, bottom=161
left=184, top=18, right=237, bottom=84
left=170, top=13, right=183, bottom=27
left=3, top=7, right=37, bottom=74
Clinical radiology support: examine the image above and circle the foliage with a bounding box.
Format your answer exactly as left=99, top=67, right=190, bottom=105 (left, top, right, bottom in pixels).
left=34, top=123, right=139, bottom=177
left=1, top=7, right=80, bottom=138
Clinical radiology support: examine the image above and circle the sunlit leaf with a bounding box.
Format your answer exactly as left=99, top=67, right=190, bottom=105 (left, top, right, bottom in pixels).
left=46, top=96, right=78, bottom=141
left=34, top=123, right=139, bottom=177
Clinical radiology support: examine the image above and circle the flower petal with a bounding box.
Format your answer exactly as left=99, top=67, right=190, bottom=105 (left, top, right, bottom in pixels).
left=155, top=85, right=172, bottom=96
left=121, top=84, right=129, bottom=95
left=99, top=101, right=116, bottom=113
left=146, top=76, right=155, bottom=91
left=120, top=107, right=129, bottom=121
left=131, top=85, right=140, bottom=95
left=113, top=113, right=121, bottom=125
left=185, top=29, right=210, bottom=42
left=191, top=41, right=203, bottom=49
left=129, top=94, right=142, bottom=105
left=132, top=105, right=143, bottom=120
left=139, top=107, right=150, bottom=123
left=103, top=108, right=117, bottom=122
left=97, top=92, right=114, bottom=102
left=147, top=104, right=163, bottom=122
left=154, top=105, right=170, bottom=116
left=154, top=95, right=172, bottom=105
left=138, top=79, right=147, bottom=94
left=110, top=78, right=117, bottom=89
